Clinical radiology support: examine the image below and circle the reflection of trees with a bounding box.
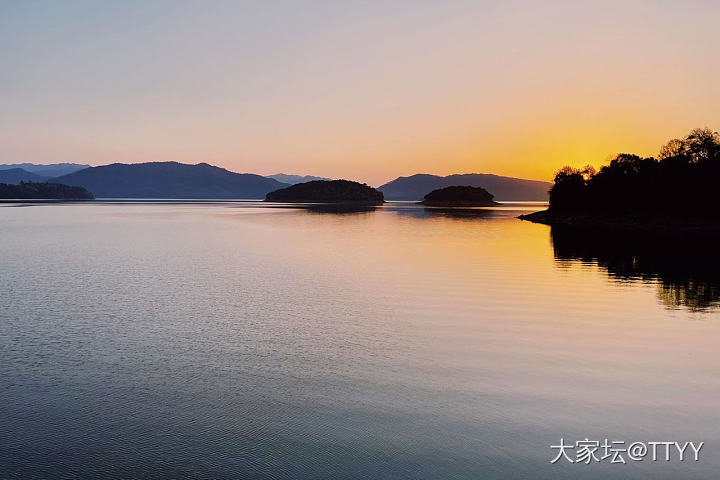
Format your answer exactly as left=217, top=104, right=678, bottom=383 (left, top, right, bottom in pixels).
left=658, top=282, right=720, bottom=313
left=303, top=204, right=377, bottom=215
left=422, top=207, right=495, bottom=220
left=264, top=203, right=378, bottom=215
left=550, top=226, right=720, bottom=311
left=389, top=206, right=496, bottom=221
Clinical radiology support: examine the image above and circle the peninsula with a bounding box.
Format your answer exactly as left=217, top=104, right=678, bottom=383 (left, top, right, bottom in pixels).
left=0, top=182, right=94, bottom=200
left=519, top=128, right=720, bottom=233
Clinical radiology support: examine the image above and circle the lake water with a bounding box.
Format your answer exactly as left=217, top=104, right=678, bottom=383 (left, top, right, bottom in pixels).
left=1, top=201, right=719, bottom=479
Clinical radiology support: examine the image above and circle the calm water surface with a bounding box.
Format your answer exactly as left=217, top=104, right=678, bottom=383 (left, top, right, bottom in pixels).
left=1, top=202, right=719, bottom=479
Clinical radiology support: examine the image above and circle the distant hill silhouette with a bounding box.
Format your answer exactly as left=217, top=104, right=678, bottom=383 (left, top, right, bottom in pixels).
left=0, top=163, right=89, bottom=178
left=0, top=168, right=48, bottom=184
left=52, top=162, right=288, bottom=198
left=0, top=181, right=93, bottom=200
left=265, top=173, right=330, bottom=184
left=265, top=180, right=384, bottom=204
left=422, top=185, right=498, bottom=206
left=378, top=173, right=551, bottom=201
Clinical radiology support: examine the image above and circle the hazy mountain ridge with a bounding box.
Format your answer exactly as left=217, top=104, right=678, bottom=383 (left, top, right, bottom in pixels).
left=4, top=162, right=551, bottom=200
left=265, top=174, right=330, bottom=184
left=0, top=168, right=49, bottom=184
left=52, top=162, right=288, bottom=198
left=0, top=163, right=89, bottom=178
left=378, top=173, right=551, bottom=201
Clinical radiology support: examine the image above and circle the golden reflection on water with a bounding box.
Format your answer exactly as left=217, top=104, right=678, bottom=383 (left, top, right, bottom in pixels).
left=550, top=225, right=720, bottom=312
left=3, top=201, right=720, bottom=479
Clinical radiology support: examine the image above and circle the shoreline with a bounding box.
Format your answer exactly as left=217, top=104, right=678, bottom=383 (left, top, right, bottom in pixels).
left=518, top=209, right=720, bottom=235
left=420, top=200, right=499, bottom=207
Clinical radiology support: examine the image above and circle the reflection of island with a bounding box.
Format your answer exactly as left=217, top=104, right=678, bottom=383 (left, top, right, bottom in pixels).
left=551, top=226, right=720, bottom=311
left=302, top=204, right=377, bottom=215
left=0, top=181, right=94, bottom=200
left=388, top=205, right=497, bottom=221
left=421, top=207, right=495, bottom=220
left=265, top=180, right=384, bottom=205
left=421, top=185, right=498, bottom=207
left=521, top=128, right=720, bottom=232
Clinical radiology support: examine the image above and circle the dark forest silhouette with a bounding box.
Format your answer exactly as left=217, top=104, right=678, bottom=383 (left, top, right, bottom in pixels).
left=524, top=127, right=720, bottom=309
left=0, top=181, right=94, bottom=200
left=549, top=128, right=720, bottom=217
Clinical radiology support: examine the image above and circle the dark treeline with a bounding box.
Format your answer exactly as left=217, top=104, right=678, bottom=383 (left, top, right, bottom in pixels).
left=550, top=128, right=720, bottom=217
left=0, top=181, right=94, bottom=200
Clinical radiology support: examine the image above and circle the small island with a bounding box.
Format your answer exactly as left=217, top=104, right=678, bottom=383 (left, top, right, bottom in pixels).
left=265, top=179, right=384, bottom=204
left=421, top=185, right=498, bottom=207
left=519, top=127, right=720, bottom=233
left=0, top=181, right=94, bottom=200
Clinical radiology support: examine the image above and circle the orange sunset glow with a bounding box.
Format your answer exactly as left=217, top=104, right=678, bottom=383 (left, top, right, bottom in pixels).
left=2, top=1, right=719, bottom=185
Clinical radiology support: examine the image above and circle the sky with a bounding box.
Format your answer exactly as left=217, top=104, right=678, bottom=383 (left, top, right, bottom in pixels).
left=1, top=0, right=719, bottom=185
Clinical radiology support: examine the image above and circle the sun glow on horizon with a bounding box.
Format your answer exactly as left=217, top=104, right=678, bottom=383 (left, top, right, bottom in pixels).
left=1, top=1, right=718, bottom=185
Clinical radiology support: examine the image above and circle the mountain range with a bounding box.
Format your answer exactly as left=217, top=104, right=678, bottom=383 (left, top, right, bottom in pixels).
left=0, top=163, right=89, bottom=178
left=0, top=168, right=49, bottom=184
left=265, top=173, right=330, bottom=184
left=0, top=162, right=551, bottom=200
left=378, top=173, right=551, bottom=201
left=53, top=162, right=287, bottom=198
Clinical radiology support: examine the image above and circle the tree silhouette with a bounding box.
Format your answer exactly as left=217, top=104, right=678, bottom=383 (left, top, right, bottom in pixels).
left=548, top=127, right=720, bottom=217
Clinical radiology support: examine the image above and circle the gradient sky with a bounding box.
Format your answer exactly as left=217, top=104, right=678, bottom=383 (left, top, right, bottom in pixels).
left=2, top=1, right=719, bottom=185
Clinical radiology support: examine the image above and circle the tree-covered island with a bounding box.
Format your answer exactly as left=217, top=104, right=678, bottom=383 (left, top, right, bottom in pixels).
left=421, top=185, right=498, bottom=207
left=265, top=180, right=384, bottom=204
